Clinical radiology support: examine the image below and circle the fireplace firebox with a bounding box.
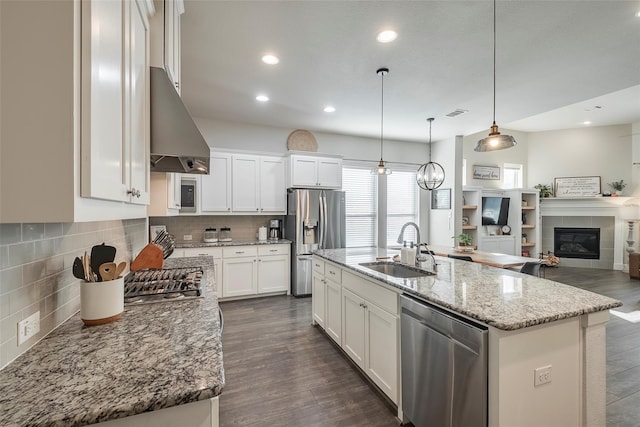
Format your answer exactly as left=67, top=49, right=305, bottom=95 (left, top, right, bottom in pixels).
left=554, top=227, right=600, bottom=259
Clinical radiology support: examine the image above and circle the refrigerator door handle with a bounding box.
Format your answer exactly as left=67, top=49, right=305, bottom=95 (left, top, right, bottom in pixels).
left=319, top=192, right=326, bottom=248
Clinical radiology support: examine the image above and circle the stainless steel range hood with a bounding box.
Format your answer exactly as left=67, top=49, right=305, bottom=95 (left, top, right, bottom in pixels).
left=150, top=66, right=210, bottom=174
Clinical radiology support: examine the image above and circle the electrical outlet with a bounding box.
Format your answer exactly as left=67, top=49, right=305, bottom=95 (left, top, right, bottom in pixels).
left=17, top=311, right=40, bottom=346
left=184, top=235, right=192, bottom=241
left=534, top=365, right=552, bottom=386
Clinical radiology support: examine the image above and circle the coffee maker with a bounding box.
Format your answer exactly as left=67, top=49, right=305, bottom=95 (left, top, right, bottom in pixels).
left=269, top=219, right=282, bottom=240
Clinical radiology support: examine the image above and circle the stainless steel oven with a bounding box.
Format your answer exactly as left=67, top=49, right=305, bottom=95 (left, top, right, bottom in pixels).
left=180, top=177, right=197, bottom=213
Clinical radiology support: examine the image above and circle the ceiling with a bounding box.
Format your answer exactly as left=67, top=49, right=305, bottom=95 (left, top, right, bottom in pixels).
left=180, top=1, right=640, bottom=144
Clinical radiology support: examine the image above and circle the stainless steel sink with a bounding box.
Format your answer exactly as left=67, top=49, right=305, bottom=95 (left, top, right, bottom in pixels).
left=359, top=262, right=434, bottom=278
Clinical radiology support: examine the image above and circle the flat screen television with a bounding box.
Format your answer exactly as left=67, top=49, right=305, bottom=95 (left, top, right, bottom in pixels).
left=482, top=197, right=510, bottom=225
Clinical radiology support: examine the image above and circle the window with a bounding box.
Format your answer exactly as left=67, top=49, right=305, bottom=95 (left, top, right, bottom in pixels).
left=386, top=169, right=420, bottom=247
left=342, top=166, right=378, bottom=247
left=503, top=163, right=523, bottom=189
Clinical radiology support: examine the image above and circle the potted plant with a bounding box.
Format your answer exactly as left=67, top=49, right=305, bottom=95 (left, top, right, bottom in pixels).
left=608, top=180, right=627, bottom=196
left=453, top=233, right=473, bottom=251
left=534, top=184, right=553, bottom=199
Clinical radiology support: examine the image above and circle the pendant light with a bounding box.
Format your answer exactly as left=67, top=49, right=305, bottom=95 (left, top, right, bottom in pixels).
left=371, top=67, right=392, bottom=175
left=474, top=0, right=517, bottom=152
left=417, top=118, right=445, bottom=190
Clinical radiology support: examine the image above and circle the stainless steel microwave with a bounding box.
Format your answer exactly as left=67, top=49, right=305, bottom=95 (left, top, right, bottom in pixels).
left=180, top=178, right=197, bottom=213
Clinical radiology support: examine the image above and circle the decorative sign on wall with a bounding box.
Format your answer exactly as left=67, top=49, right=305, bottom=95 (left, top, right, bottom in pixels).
left=554, top=176, right=601, bottom=198
left=472, top=165, right=500, bottom=180
left=431, top=188, right=451, bottom=209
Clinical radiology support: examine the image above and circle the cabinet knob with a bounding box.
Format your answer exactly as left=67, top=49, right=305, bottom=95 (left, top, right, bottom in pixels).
left=228, top=208, right=231, bottom=211
left=127, top=188, right=141, bottom=198
left=256, top=208, right=259, bottom=211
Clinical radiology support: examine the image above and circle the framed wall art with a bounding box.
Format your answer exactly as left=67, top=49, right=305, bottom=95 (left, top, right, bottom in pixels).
left=431, top=188, right=451, bottom=209
left=554, top=176, right=601, bottom=198
left=473, top=165, right=500, bottom=180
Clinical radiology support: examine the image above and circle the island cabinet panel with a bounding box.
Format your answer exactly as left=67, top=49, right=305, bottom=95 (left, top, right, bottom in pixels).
left=366, top=302, right=398, bottom=402
left=341, top=288, right=367, bottom=368
left=488, top=317, right=581, bottom=427
left=312, top=271, right=327, bottom=328
left=325, top=274, right=342, bottom=345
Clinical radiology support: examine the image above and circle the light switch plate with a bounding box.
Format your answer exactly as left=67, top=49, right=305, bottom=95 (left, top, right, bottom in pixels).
left=17, top=311, right=40, bottom=346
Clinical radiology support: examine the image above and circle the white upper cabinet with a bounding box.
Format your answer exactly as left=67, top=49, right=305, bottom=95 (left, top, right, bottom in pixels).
left=150, top=0, right=183, bottom=93
left=201, top=153, right=232, bottom=213
left=259, top=157, right=286, bottom=212
left=0, top=0, right=151, bottom=223
left=289, top=154, right=342, bottom=189
left=232, top=154, right=286, bottom=214
left=232, top=155, right=261, bottom=212
left=81, top=0, right=150, bottom=205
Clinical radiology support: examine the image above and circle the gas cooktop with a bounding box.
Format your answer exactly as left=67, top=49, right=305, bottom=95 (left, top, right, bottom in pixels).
left=123, top=267, right=204, bottom=304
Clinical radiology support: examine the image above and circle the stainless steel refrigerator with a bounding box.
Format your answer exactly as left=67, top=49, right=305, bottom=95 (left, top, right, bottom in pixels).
left=286, top=188, right=346, bottom=296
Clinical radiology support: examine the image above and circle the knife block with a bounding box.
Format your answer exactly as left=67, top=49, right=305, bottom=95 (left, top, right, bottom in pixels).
left=80, top=277, right=124, bottom=326
left=131, top=243, right=164, bottom=271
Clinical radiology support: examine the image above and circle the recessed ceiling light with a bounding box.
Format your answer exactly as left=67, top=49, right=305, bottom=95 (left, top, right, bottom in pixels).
left=583, top=121, right=592, bottom=125
left=256, top=95, right=269, bottom=102
left=323, top=106, right=336, bottom=113
left=376, top=30, right=397, bottom=43
left=261, top=54, right=279, bottom=65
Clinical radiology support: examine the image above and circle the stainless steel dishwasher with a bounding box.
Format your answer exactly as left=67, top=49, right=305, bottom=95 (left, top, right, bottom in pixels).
left=400, top=294, right=488, bottom=427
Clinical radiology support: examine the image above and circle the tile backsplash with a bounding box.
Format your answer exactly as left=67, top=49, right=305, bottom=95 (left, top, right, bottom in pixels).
left=150, top=215, right=285, bottom=243
left=0, top=218, right=147, bottom=369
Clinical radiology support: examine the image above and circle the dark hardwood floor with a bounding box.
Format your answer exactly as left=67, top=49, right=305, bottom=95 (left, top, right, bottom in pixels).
left=219, top=267, right=640, bottom=426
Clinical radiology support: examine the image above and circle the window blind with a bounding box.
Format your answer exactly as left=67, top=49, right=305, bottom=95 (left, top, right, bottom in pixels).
left=387, top=169, right=419, bottom=247
left=342, top=167, right=377, bottom=248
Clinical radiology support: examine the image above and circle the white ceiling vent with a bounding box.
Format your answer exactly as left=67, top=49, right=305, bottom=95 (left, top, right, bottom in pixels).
left=445, top=109, right=468, bottom=118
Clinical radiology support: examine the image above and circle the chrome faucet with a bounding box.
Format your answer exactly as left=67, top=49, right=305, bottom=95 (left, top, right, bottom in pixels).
left=397, top=222, right=431, bottom=269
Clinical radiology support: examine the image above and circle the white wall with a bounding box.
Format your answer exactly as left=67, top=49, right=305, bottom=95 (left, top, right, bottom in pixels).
left=462, top=128, right=530, bottom=189
left=527, top=124, right=632, bottom=195
left=194, top=117, right=428, bottom=166
left=428, top=136, right=463, bottom=247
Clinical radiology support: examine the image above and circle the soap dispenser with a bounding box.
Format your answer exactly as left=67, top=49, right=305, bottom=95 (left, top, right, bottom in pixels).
left=401, top=241, right=409, bottom=264
left=406, top=242, right=416, bottom=265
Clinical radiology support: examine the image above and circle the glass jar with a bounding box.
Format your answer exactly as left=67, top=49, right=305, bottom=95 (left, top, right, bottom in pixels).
left=219, top=226, right=232, bottom=242
left=203, top=227, right=218, bottom=243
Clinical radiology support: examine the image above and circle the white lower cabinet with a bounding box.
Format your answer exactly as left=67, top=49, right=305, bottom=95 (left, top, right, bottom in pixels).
left=342, top=288, right=366, bottom=367
left=312, top=270, right=326, bottom=328
left=176, top=244, right=290, bottom=299
left=312, top=256, right=399, bottom=404
left=223, top=255, right=258, bottom=298
left=325, top=279, right=342, bottom=344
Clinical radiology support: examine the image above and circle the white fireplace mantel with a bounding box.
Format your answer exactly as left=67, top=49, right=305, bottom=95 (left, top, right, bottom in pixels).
left=540, top=197, right=640, bottom=271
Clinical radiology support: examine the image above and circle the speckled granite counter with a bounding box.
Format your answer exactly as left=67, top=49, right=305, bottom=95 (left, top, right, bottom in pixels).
left=0, top=256, right=224, bottom=427
left=314, top=247, right=621, bottom=331
left=175, top=239, right=291, bottom=248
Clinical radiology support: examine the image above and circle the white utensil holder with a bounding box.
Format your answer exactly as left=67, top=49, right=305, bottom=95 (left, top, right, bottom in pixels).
left=80, top=277, right=124, bottom=326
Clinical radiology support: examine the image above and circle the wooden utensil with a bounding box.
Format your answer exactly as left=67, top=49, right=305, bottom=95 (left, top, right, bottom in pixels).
left=114, top=262, right=127, bottom=279
left=99, top=263, right=117, bottom=281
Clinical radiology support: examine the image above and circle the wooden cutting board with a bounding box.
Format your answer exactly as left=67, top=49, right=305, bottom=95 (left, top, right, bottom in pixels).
left=130, top=243, right=164, bottom=271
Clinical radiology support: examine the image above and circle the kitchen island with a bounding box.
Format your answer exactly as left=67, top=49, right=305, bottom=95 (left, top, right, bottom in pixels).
left=313, top=247, right=621, bottom=427
left=0, top=256, right=223, bottom=427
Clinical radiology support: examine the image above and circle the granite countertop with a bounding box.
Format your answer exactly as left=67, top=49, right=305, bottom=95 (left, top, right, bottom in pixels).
left=176, top=239, right=291, bottom=248
left=0, top=256, right=224, bottom=427
left=314, top=248, right=622, bottom=331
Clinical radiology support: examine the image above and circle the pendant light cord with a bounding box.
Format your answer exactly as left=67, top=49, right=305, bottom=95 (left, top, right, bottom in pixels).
left=428, top=118, right=433, bottom=161
left=380, top=71, right=385, bottom=160
left=492, top=0, right=496, bottom=124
